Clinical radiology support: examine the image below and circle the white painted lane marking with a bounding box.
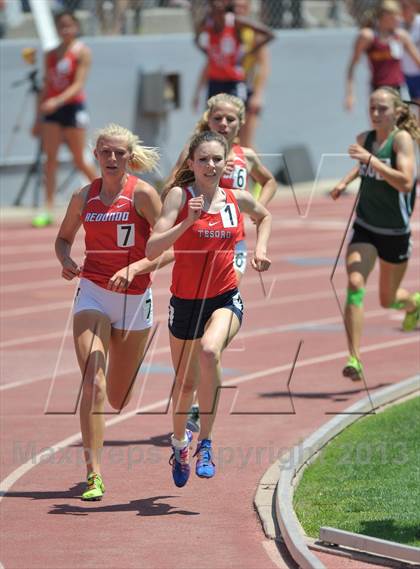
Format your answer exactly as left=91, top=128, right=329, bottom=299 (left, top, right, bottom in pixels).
left=0, top=336, right=417, bottom=502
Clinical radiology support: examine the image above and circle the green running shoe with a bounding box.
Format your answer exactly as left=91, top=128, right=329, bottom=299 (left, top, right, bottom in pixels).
left=342, top=355, right=363, bottom=381
left=402, top=292, right=420, bottom=332
left=32, top=212, right=54, bottom=228
left=81, top=472, right=105, bottom=501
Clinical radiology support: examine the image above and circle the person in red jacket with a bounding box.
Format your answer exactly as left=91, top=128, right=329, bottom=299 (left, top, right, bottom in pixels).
left=55, top=123, right=170, bottom=501
left=146, top=130, right=272, bottom=488
left=32, top=11, right=96, bottom=227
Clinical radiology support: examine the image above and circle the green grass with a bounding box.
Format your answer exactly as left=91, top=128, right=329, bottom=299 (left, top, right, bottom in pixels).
left=294, top=396, right=420, bottom=546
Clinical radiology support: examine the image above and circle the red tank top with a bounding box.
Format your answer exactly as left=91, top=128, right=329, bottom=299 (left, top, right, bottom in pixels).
left=220, top=144, right=248, bottom=242
left=171, top=187, right=240, bottom=299
left=45, top=41, right=85, bottom=104
left=205, top=13, right=245, bottom=82
left=81, top=175, right=151, bottom=294
left=367, top=33, right=404, bottom=88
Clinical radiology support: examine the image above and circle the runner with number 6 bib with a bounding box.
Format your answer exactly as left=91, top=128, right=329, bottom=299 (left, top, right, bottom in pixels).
left=55, top=124, right=171, bottom=501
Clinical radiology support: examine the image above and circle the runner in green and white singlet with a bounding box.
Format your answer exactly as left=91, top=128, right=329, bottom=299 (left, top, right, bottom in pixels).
left=331, top=87, right=420, bottom=382
left=356, top=129, right=416, bottom=234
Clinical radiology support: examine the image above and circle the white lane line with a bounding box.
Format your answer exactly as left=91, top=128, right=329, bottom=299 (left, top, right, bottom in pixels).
left=0, top=263, right=331, bottom=312
left=0, top=336, right=417, bottom=502
left=0, top=295, right=414, bottom=392
left=2, top=270, right=418, bottom=345
left=0, top=281, right=366, bottom=347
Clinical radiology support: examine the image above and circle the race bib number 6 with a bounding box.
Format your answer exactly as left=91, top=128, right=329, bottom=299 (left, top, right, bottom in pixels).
left=234, top=166, right=247, bottom=189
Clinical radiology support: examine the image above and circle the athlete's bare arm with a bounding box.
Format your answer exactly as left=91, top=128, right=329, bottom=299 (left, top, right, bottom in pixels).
left=233, top=190, right=271, bottom=271
left=55, top=185, right=89, bottom=280
left=243, top=147, right=277, bottom=206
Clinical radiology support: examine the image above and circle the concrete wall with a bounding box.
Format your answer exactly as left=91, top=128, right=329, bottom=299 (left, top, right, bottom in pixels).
left=0, top=28, right=374, bottom=206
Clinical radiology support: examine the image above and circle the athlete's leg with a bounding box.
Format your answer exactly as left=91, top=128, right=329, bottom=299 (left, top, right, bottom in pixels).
left=63, top=127, right=97, bottom=182
left=378, top=258, right=410, bottom=309
left=106, top=327, right=151, bottom=410
left=344, top=243, right=377, bottom=359
left=198, top=308, right=241, bottom=440
left=73, top=310, right=111, bottom=477
left=169, top=335, right=201, bottom=441
left=42, top=122, right=63, bottom=210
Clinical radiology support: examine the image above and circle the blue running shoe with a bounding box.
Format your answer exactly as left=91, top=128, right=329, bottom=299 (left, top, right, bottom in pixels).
left=194, top=439, right=215, bottom=478
left=169, top=430, right=193, bottom=488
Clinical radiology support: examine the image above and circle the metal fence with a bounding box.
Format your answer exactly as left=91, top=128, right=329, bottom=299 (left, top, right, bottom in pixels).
left=1, top=0, right=386, bottom=39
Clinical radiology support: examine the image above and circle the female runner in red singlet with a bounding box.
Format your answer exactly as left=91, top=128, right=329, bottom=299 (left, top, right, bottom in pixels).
left=32, top=11, right=96, bottom=227
left=146, top=131, right=271, bottom=488
left=55, top=124, right=170, bottom=501
left=166, top=93, right=277, bottom=283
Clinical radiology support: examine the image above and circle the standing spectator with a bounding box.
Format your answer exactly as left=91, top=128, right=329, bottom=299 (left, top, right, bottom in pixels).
left=344, top=0, right=420, bottom=111
left=233, top=0, right=271, bottom=148
left=32, top=11, right=96, bottom=227
left=401, top=0, right=420, bottom=105
left=192, top=0, right=274, bottom=110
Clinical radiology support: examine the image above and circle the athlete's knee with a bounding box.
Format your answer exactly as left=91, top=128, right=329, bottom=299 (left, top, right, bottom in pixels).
left=346, top=287, right=366, bottom=307
left=44, top=155, right=58, bottom=169
left=175, top=373, right=196, bottom=395
left=200, top=340, right=221, bottom=367
left=82, top=372, right=106, bottom=405
left=108, top=390, right=131, bottom=411
left=348, top=272, right=365, bottom=291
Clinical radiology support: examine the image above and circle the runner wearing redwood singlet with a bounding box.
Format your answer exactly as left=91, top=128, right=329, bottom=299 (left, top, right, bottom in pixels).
left=331, top=88, right=420, bottom=382
left=55, top=124, right=172, bottom=501
left=146, top=131, right=272, bottom=488
left=191, top=0, right=273, bottom=111
left=345, top=0, right=420, bottom=112
left=81, top=175, right=152, bottom=294
left=32, top=11, right=97, bottom=228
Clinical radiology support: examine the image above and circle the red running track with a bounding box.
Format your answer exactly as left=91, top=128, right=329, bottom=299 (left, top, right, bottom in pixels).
left=0, top=194, right=419, bottom=569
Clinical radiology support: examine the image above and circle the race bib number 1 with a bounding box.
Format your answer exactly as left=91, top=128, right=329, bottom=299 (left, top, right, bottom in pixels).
left=221, top=204, right=238, bottom=228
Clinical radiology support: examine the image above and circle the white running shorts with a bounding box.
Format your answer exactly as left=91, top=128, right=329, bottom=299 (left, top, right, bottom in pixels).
left=74, top=278, right=153, bottom=331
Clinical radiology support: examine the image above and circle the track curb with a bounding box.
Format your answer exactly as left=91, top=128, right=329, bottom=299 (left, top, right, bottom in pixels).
left=254, top=374, right=420, bottom=569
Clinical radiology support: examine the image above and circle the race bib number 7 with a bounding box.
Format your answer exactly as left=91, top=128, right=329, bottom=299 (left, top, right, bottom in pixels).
left=117, top=224, right=134, bottom=247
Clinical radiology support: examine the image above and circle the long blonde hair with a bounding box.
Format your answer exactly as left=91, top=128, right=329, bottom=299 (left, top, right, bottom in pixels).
left=195, top=93, right=246, bottom=133
left=171, top=131, right=228, bottom=190
left=94, top=123, right=160, bottom=172
left=374, top=87, right=420, bottom=145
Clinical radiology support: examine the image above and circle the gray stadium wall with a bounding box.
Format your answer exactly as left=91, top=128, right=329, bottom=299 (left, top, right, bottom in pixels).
left=0, top=28, right=376, bottom=206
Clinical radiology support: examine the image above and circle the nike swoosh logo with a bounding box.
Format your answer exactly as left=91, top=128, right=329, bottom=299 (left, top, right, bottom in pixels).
left=116, top=203, right=126, bottom=208
left=209, top=221, right=219, bottom=227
